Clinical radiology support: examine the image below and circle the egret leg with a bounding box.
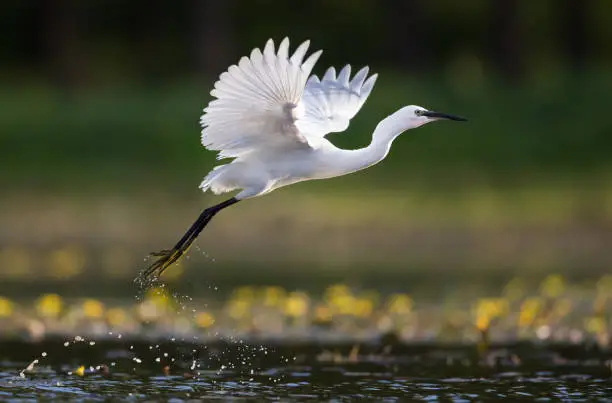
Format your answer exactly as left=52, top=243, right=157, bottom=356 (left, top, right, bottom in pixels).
left=135, top=197, right=239, bottom=286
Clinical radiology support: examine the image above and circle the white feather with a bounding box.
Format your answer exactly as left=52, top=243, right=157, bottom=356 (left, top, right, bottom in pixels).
left=200, top=37, right=378, bottom=161
left=297, top=66, right=378, bottom=136
left=200, top=37, right=322, bottom=159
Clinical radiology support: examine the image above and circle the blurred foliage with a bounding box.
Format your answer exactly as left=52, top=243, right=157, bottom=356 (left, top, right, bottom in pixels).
left=2, top=1, right=612, bottom=80
left=3, top=275, right=612, bottom=348
left=0, top=0, right=611, bottom=290
left=1, top=0, right=612, bottom=193
left=1, top=73, right=612, bottom=193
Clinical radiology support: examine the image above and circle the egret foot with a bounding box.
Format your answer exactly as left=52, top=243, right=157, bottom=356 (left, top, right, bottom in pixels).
left=150, top=249, right=174, bottom=257
left=138, top=246, right=188, bottom=285
left=134, top=197, right=240, bottom=288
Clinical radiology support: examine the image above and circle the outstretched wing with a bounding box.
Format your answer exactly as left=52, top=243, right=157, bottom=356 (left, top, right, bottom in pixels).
left=200, top=38, right=322, bottom=159
left=296, top=65, right=378, bottom=138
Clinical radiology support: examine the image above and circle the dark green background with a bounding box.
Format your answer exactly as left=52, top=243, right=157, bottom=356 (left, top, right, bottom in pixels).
left=1, top=1, right=611, bottom=293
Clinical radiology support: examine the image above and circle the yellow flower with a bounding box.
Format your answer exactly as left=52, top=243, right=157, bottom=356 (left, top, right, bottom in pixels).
left=585, top=316, right=606, bottom=335
left=261, top=286, right=286, bottom=307
left=518, top=297, right=543, bottom=327
left=283, top=292, right=309, bottom=318
left=36, top=294, right=63, bottom=318
left=227, top=299, right=250, bottom=320
left=195, top=311, right=215, bottom=328
left=0, top=297, right=14, bottom=317
left=314, top=304, right=332, bottom=322
left=353, top=298, right=373, bottom=318
left=324, top=284, right=351, bottom=301
left=82, top=299, right=104, bottom=319
left=386, top=294, right=413, bottom=315
left=540, top=275, right=565, bottom=298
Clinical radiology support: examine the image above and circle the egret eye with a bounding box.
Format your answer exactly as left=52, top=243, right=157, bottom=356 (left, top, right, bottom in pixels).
left=415, top=109, right=424, bottom=117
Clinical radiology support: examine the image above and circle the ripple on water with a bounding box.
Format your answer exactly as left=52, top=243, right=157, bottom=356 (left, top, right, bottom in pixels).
left=3, top=371, right=612, bottom=400
left=3, top=353, right=612, bottom=400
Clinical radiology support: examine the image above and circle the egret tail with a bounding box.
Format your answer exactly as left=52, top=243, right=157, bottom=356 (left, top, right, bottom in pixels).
left=136, top=197, right=239, bottom=285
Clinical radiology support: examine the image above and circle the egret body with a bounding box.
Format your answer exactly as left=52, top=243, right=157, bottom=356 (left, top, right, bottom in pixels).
left=138, top=38, right=466, bottom=283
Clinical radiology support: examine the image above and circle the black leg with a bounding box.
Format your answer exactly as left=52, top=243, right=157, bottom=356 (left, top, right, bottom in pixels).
left=136, top=197, right=239, bottom=286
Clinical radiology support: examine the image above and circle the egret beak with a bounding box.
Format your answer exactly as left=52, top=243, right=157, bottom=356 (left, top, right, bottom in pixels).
left=423, top=111, right=467, bottom=121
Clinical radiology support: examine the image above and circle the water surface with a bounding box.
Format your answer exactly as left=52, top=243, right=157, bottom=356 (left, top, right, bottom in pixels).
left=2, top=339, right=612, bottom=401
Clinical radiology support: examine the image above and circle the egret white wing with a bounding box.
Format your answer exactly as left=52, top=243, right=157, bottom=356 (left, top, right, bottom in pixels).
left=200, top=38, right=322, bottom=159
left=296, top=65, right=378, bottom=138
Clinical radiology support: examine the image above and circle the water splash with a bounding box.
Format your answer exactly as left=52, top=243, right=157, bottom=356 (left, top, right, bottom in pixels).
left=19, top=351, right=47, bottom=378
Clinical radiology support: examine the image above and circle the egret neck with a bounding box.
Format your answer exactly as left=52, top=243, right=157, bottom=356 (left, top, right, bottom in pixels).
left=341, top=112, right=409, bottom=174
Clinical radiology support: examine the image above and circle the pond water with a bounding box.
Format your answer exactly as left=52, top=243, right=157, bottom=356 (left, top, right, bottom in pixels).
left=4, top=362, right=612, bottom=401
left=3, top=272, right=612, bottom=400
left=2, top=339, right=612, bottom=401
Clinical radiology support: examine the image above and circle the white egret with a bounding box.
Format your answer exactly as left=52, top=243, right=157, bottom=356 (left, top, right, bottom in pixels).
left=138, top=37, right=466, bottom=283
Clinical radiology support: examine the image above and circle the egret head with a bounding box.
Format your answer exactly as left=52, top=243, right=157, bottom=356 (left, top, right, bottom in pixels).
left=399, top=105, right=467, bottom=130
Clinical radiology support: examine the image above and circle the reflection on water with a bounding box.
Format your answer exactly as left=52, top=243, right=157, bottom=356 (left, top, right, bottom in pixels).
left=3, top=364, right=612, bottom=400
left=2, top=339, right=612, bottom=401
